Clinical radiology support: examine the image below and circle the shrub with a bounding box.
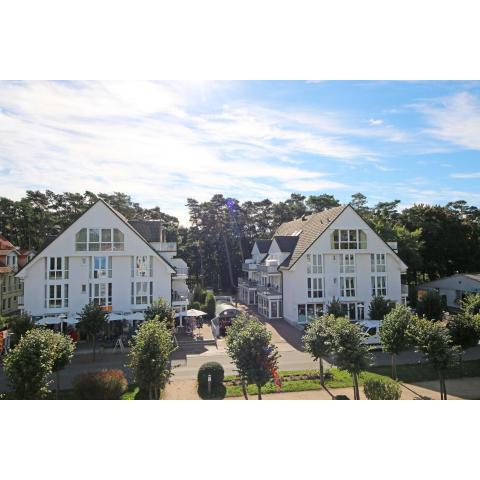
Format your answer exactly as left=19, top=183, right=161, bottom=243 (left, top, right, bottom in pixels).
left=364, top=377, right=402, bottom=400
left=205, top=292, right=216, bottom=319
left=193, top=285, right=207, bottom=304
left=190, top=301, right=202, bottom=310
left=197, top=362, right=226, bottom=399
left=368, top=296, right=395, bottom=320
left=73, top=369, right=128, bottom=399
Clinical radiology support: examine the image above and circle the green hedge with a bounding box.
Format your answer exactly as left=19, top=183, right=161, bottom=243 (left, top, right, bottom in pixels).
left=197, top=362, right=225, bottom=399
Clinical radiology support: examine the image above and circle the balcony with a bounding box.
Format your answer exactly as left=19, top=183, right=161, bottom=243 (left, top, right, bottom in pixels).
left=172, top=291, right=189, bottom=306
left=257, top=286, right=282, bottom=297
left=242, top=261, right=258, bottom=272
left=173, top=266, right=189, bottom=277
left=257, top=264, right=280, bottom=274
left=401, top=284, right=409, bottom=296
left=157, top=242, right=177, bottom=252
left=238, top=277, right=258, bottom=288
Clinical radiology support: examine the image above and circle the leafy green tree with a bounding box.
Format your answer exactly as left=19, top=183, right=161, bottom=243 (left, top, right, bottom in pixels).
left=416, top=290, right=444, bottom=320
left=225, top=314, right=279, bottom=400
left=8, top=313, right=36, bottom=346
left=331, top=317, right=372, bottom=400
left=368, top=296, right=395, bottom=320
left=380, top=304, right=413, bottom=379
left=128, top=319, right=177, bottom=399
left=302, top=314, right=337, bottom=386
left=460, top=293, right=480, bottom=315
left=408, top=316, right=461, bottom=399
left=447, top=313, right=480, bottom=351
left=77, top=303, right=109, bottom=361
left=144, top=298, right=176, bottom=330
left=306, top=194, right=340, bottom=212
left=327, top=298, right=344, bottom=318
left=51, top=333, right=75, bottom=398
left=3, top=329, right=74, bottom=399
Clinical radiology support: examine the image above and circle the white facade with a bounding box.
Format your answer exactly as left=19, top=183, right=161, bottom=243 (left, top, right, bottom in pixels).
left=16, top=200, right=190, bottom=320
left=418, top=274, right=480, bottom=310
left=239, top=205, right=408, bottom=326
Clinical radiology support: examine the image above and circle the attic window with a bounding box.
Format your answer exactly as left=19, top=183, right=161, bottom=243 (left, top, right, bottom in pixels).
left=75, top=228, right=124, bottom=251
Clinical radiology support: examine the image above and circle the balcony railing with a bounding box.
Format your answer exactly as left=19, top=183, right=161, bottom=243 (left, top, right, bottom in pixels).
left=257, top=264, right=280, bottom=273
left=257, top=286, right=282, bottom=297
left=174, top=266, right=189, bottom=276
left=242, top=261, right=258, bottom=272
left=157, top=242, right=177, bottom=252
left=238, top=277, right=258, bottom=288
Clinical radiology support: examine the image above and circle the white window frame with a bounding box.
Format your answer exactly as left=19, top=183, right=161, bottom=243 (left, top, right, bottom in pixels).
left=371, top=253, right=386, bottom=273
left=47, top=284, right=68, bottom=308
left=307, top=277, right=323, bottom=299
left=89, top=282, right=112, bottom=306
left=91, top=256, right=112, bottom=279
left=371, top=275, right=387, bottom=297
left=306, top=253, right=323, bottom=274
left=331, top=229, right=367, bottom=250
left=76, top=228, right=124, bottom=251
left=340, top=276, right=356, bottom=297
left=131, top=281, right=153, bottom=305
left=340, top=253, right=356, bottom=274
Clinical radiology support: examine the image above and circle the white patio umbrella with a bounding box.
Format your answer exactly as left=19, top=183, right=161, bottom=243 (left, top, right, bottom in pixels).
left=186, top=309, right=207, bottom=317
left=108, top=312, right=125, bottom=322
left=37, top=316, right=62, bottom=326
left=128, top=312, right=145, bottom=321
left=65, top=316, right=79, bottom=325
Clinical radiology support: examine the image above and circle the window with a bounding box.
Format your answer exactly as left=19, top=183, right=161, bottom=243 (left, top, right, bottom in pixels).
left=91, top=256, right=112, bottom=278
left=307, top=277, right=323, bottom=298
left=340, top=254, right=355, bottom=274
left=131, top=281, right=153, bottom=304
left=132, top=255, right=153, bottom=277
left=81, top=284, right=87, bottom=294
left=340, top=277, right=356, bottom=297
left=47, top=284, right=68, bottom=308
left=89, top=282, right=112, bottom=306
left=46, top=257, right=69, bottom=280
left=75, top=228, right=124, bottom=251
left=306, top=254, right=322, bottom=274
left=371, top=276, right=387, bottom=297
left=297, top=304, right=306, bottom=324
left=371, top=253, right=386, bottom=273
left=331, top=229, right=367, bottom=249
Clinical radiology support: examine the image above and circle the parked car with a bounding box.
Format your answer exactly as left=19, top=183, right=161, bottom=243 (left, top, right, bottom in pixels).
left=358, top=320, right=382, bottom=348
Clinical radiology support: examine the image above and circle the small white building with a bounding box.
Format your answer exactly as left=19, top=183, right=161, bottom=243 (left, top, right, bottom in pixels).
left=16, top=199, right=190, bottom=322
left=239, top=205, right=408, bottom=326
left=417, top=273, right=480, bottom=311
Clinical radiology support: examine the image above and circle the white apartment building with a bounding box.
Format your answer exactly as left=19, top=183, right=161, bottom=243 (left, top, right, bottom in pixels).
left=16, top=200, right=190, bottom=322
left=239, top=205, right=408, bottom=326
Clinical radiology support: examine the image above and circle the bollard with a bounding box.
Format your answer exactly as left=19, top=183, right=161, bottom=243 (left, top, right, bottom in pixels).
left=207, top=374, right=212, bottom=395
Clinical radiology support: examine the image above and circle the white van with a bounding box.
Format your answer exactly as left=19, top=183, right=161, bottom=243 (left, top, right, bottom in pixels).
left=358, top=320, right=382, bottom=347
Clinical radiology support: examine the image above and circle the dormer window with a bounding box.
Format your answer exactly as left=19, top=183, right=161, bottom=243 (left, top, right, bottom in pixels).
left=75, top=228, right=124, bottom=251
left=331, top=229, right=367, bottom=250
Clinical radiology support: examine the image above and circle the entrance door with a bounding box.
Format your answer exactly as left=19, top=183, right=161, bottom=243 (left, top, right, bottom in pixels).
left=271, top=301, right=278, bottom=318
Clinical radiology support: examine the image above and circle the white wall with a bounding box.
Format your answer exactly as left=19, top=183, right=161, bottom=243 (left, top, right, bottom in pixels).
left=281, top=206, right=406, bottom=324
left=18, top=201, right=176, bottom=316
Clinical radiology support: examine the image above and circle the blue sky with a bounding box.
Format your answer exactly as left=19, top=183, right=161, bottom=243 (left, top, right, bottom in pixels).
left=0, top=80, right=479, bottom=224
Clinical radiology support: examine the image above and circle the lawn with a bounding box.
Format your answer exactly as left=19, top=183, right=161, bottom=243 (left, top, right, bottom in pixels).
left=224, top=368, right=388, bottom=397
left=223, top=358, right=480, bottom=398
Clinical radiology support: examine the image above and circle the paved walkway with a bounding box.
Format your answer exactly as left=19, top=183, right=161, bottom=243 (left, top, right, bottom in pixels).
left=162, top=377, right=480, bottom=400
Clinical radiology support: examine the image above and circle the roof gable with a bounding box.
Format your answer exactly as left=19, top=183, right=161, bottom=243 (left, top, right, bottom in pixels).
left=16, top=199, right=175, bottom=276
left=276, top=205, right=347, bottom=269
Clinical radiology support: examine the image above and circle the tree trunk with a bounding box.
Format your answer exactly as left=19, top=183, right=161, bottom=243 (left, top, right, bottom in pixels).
left=319, top=358, right=325, bottom=386
left=257, top=385, right=262, bottom=400
left=391, top=353, right=397, bottom=380
left=353, top=374, right=360, bottom=400
left=241, top=381, right=248, bottom=400
left=221, top=231, right=235, bottom=289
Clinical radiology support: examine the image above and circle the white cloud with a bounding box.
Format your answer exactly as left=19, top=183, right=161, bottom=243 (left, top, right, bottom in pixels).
left=0, top=81, right=417, bottom=224
left=368, top=118, right=383, bottom=126
left=414, top=92, right=480, bottom=150
left=451, top=172, right=480, bottom=179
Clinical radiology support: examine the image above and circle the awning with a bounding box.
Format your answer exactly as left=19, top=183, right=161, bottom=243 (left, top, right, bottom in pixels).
left=108, top=313, right=126, bottom=322
left=37, top=316, right=62, bottom=325
left=127, top=312, right=145, bottom=321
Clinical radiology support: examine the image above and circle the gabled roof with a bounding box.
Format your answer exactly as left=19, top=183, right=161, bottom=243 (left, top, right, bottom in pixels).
left=254, top=239, right=272, bottom=254
left=128, top=220, right=162, bottom=243
left=419, top=273, right=480, bottom=288
left=275, top=205, right=347, bottom=269
left=16, top=199, right=175, bottom=275
left=273, top=235, right=299, bottom=253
